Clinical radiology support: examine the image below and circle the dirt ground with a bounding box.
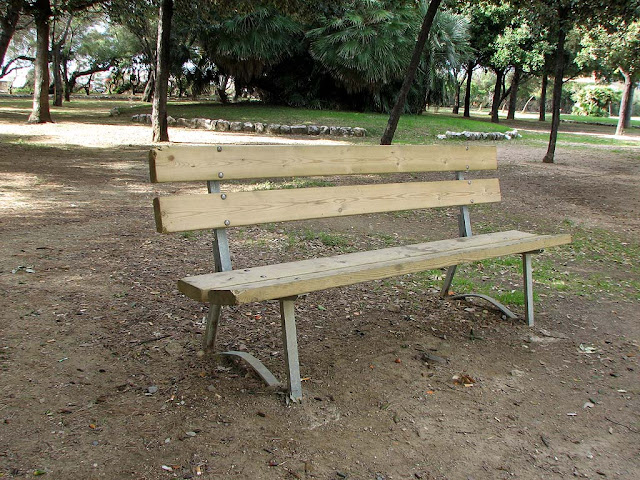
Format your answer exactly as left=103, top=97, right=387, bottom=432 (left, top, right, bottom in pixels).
left=0, top=107, right=639, bottom=480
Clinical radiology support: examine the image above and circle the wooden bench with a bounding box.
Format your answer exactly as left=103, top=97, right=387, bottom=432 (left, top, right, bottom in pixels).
left=149, top=144, right=571, bottom=402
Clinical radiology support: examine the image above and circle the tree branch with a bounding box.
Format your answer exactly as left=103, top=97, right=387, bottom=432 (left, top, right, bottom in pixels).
left=0, top=55, right=35, bottom=79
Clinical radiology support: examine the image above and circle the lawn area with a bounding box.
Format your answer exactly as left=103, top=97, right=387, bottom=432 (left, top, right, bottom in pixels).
left=0, top=96, right=134, bottom=119
left=140, top=100, right=514, bottom=144
left=559, top=113, right=640, bottom=127
left=2, top=95, right=640, bottom=147
left=518, top=130, right=640, bottom=147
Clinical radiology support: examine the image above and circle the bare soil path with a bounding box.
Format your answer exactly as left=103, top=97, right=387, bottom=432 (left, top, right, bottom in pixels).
left=1, top=110, right=638, bottom=480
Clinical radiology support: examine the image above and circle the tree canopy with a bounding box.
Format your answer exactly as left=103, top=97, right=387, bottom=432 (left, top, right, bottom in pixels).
left=2, top=0, right=639, bottom=146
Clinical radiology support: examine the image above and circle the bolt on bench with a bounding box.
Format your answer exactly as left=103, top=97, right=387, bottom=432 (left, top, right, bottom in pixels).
left=149, top=145, right=571, bottom=402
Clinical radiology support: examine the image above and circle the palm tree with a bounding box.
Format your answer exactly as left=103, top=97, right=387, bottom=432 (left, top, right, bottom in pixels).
left=308, top=1, right=470, bottom=112
left=200, top=7, right=303, bottom=85
left=307, top=1, right=417, bottom=96
left=420, top=11, right=472, bottom=109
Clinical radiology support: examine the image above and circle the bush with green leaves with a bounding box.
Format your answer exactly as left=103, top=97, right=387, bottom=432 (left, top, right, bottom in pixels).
left=199, top=7, right=304, bottom=85
left=188, top=1, right=470, bottom=113
left=571, top=85, right=620, bottom=117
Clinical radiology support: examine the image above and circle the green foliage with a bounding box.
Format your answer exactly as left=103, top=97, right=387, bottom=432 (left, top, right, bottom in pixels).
left=307, top=1, right=417, bottom=94
left=303, top=2, right=471, bottom=112
left=200, top=7, right=303, bottom=83
left=167, top=1, right=470, bottom=113
left=571, top=85, right=619, bottom=117
left=71, top=22, right=137, bottom=70
left=462, top=2, right=514, bottom=67
left=491, top=22, right=549, bottom=73
left=421, top=11, right=472, bottom=107
left=577, top=20, right=640, bottom=82
left=107, top=0, right=157, bottom=61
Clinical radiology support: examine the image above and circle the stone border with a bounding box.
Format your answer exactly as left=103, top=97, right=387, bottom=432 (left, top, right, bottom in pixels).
left=130, top=113, right=367, bottom=137
left=437, top=129, right=521, bottom=141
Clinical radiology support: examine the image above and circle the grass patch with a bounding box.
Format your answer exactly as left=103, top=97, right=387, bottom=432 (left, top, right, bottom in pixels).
left=126, top=101, right=512, bottom=144
left=299, top=229, right=351, bottom=248
left=0, top=97, right=136, bottom=120
left=521, top=131, right=640, bottom=147
left=283, top=228, right=353, bottom=251
left=179, top=230, right=198, bottom=239
left=565, top=223, right=640, bottom=271
left=396, top=222, right=640, bottom=309
left=248, top=178, right=335, bottom=190
left=560, top=114, right=640, bottom=128
left=3, top=97, right=637, bottom=148
left=407, top=265, right=534, bottom=307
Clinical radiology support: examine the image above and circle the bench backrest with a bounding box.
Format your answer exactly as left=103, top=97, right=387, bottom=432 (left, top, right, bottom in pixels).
left=150, top=145, right=500, bottom=234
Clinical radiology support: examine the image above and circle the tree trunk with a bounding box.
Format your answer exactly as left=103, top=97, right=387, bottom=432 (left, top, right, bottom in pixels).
left=0, top=0, right=22, bottom=67
left=217, top=86, right=229, bottom=104
left=507, top=67, right=521, bottom=120
left=452, top=79, right=461, bottom=114
left=623, top=79, right=634, bottom=129
left=233, top=78, right=242, bottom=101
left=521, top=95, right=535, bottom=113
left=28, top=0, right=53, bottom=124
left=63, top=61, right=71, bottom=101
left=542, top=10, right=568, bottom=164
left=143, top=70, right=155, bottom=102
left=490, top=68, right=504, bottom=123
left=52, top=45, right=64, bottom=106
left=463, top=62, right=474, bottom=118
left=380, top=0, right=442, bottom=145
left=151, top=0, right=173, bottom=143
left=83, top=73, right=93, bottom=94
left=615, top=70, right=634, bottom=136
left=539, top=70, right=548, bottom=121
left=66, top=75, right=77, bottom=101
left=52, top=16, right=72, bottom=105
left=452, top=68, right=461, bottom=114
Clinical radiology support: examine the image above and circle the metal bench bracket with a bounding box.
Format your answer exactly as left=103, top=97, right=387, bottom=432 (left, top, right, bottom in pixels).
left=449, top=293, right=518, bottom=319
left=440, top=172, right=536, bottom=325
left=218, top=351, right=281, bottom=388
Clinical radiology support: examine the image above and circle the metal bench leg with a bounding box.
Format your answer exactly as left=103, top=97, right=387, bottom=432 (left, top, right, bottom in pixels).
left=204, top=304, right=222, bottom=350
left=440, top=265, right=457, bottom=297
left=441, top=183, right=470, bottom=298
left=523, top=253, right=534, bottom=326
left=280, top=298, right=302, bottom=403
left=205, top=296, right=282, bottom=389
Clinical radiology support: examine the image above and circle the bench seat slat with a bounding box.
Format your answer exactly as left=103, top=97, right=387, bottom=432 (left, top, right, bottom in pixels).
left=178, top=231, right=571, bottom=304
left=150, top=145, right=497, bottom=183
left=154, top=179, right=501, bottom=233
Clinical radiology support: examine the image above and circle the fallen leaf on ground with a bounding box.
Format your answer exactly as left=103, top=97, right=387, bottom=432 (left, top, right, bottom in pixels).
left=452, top=374, right=475, bottom=386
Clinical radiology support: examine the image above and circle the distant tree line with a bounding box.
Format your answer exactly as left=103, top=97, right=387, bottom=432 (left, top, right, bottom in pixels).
left=1, top=0, right=639, bottom=160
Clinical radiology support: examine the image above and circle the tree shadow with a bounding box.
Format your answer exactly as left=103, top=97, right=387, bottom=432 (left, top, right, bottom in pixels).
left=0, top=139, right=153, bottom=229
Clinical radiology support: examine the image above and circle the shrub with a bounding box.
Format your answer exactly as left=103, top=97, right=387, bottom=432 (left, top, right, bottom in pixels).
left=571, top=85, right=620, bottom=117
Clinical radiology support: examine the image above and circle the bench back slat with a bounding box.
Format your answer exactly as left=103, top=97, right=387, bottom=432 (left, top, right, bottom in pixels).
left=149, top=145, right=497, bottom=183
left=154, top=178, right=501, bottom=233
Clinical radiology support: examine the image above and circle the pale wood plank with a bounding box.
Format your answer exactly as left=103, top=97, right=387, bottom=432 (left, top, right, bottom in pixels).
left=176, top=231, right=572, bottom=303
left=181, top=230, right=534, bottom=299
left=154, top=178, right=501, bottom=233
left=150, top=144, right=497, bottom=183
left=181, top=231, right=535, bottom=300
